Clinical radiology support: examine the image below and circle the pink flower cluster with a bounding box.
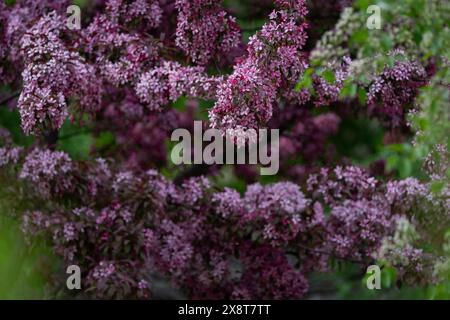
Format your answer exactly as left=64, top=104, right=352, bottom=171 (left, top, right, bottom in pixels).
left=307, top=166, right=378, bottom=205
left=82, top=1, right=160, bottom=87
left=18, top=13, right=101, bottom=134
left=312, top=57, right=351, bottom=107
left=242, top=182, right=316, bottom=246
left=328, top=199, right=392, bottom=258
left=106, top=0, right=162, bottom=28
left=1, top=0, right=447, bottom=301
left=7, top=143, right=444, bottom=299
left=0, top=128, right=23, bottom=167
left=19, top=148, right=74, bottom=198
left=135, top=61, right=222, bottom=111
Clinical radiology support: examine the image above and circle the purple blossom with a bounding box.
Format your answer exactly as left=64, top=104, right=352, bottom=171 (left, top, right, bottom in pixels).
left=243, top=182, right=314, bottom=245
left=0, top=0, right=446, bottom=301
left=368, top=60, right=427, bottom=126
left=19, top=149, right=73, bottom=197
left=307, top=166, right=378, bottom=205
left=135, top=61, right=222, bottom=111
left=63, top=223, right=76, bottom=242
left=211, top=188, right=245, bottom=219
left=385, top=178, right=431, bottom=212
left=137, top=279, right=149, bottom=290
left=17, top=12, right=101, bottom=134
left=92, top=261, right=116, bottom=279
left=328, top=199, right=392, bottom=258
left=175, top=0, right=241, bottom=65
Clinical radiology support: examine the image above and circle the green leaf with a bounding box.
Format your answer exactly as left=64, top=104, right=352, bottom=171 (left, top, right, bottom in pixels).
left=322, top=70, right=336, bottom=84
left=430, top=180, right=445, bottom=194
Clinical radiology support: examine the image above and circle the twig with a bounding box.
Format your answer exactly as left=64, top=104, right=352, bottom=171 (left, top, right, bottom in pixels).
left=0, top=91, right=20, bottom=106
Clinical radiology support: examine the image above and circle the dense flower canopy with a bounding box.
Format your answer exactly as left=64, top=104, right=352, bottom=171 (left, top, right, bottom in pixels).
left=0, top=0, right=448, bottom=299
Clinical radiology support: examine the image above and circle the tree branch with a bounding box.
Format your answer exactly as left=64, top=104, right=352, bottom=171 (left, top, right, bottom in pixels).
left=174, top=164, right=219, bottom=185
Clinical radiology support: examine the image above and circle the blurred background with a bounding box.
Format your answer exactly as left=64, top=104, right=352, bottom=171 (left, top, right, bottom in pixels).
left=0, top=0, right=449, bottom=299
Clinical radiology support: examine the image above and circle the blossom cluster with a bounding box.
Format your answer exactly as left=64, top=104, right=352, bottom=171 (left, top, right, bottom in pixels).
left=17, top=12, right=101, bottom=134
left=0, top=128, right=23, bottom=167
left=368, top=60, right=428, bottom=126
left=209, top=0, right=309, bottom=132
left=135, top=61, right=222, bottom=111
left=19, top=148, right=74, bottom=198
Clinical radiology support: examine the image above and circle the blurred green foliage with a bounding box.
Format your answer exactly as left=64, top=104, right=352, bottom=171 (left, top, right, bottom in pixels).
left=0, top=0, right=448, bottom=300
left=0, top=215, right=54, bottom=299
